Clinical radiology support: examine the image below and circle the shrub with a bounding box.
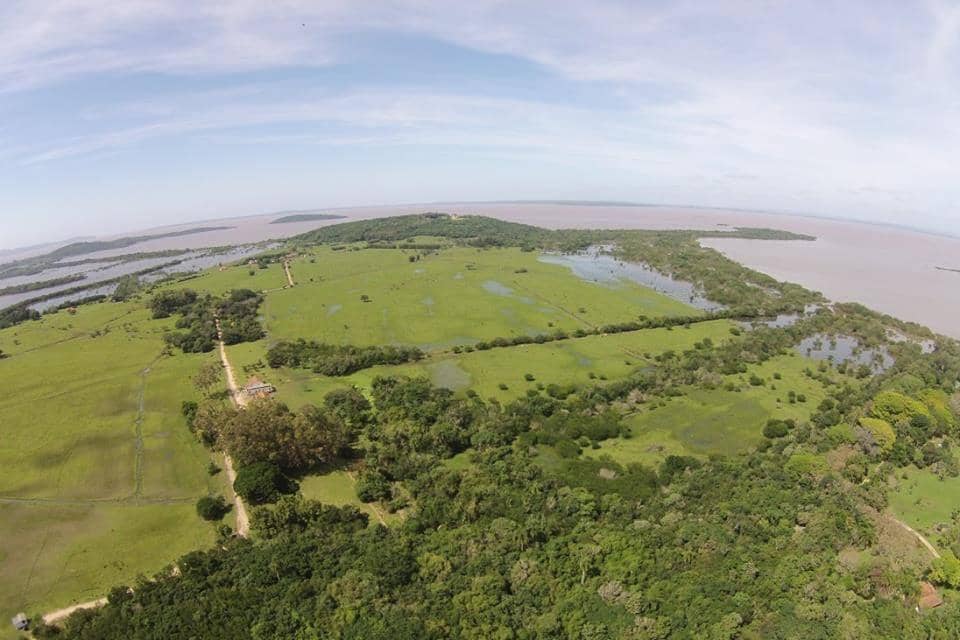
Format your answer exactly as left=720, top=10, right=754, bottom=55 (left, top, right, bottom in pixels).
left=356, top=469, right=391, bottom=502
left=763, top=420, right=789, bottom=438
left=196, top=495, right=231, bottom=521
left=234, top=462, right=283, bottom=505
left=498, top=383, right=509, bottom=390
left=524, top=373, right=535, bottom=382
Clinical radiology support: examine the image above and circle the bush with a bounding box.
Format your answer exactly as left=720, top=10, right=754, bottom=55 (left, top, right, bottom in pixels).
left=196, top=495, right=231, bottom=520
left=233, top=462, right=283, bottom=505
left=524, top=373, right=535, bottom=382
left=763, top=420, right=789, bottom=438
left=356, top=469, right=391, bottom=502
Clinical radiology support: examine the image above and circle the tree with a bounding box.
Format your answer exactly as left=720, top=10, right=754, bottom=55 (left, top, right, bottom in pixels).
left=233, top=462, right=283, bottom=504
left=217, top=398, right=350, bottom=470
left=196, top=495, right=231, bottom=521
left=930, top=551, right=960, bottom=588
left=193, top=362, right=222, bottom=396
left=324, top=387, right=372, bottom=426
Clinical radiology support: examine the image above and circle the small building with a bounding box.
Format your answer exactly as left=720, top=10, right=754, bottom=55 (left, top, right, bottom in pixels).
left=242, top=376, right=275, bottom=399
left=11, top=613, right=28, bottom=631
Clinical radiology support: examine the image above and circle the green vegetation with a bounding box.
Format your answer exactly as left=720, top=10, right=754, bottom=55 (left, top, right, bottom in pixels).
left=5, top=213, right=960, bottom=639
left=0, top=300, right=218, bottom=629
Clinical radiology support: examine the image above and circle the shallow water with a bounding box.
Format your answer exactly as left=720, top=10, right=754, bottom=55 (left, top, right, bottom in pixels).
left=797, top=334, right=894, bottom=372
left=538, top=248, right=722, bottom=311
left=482, top=280, right=533, bottom=304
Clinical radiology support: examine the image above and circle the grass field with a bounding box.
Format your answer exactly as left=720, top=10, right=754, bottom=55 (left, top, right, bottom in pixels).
left=587, top=353, right=844, bottom=465
left=0, top=298, right=218, bottom=629
left=262, top=245, right=698, bottom=348
left=888, top=466, right=960, bottom=537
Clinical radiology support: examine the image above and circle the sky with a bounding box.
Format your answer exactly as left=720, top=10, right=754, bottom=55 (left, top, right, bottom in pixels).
left=1, top=1, right=959, bottom=249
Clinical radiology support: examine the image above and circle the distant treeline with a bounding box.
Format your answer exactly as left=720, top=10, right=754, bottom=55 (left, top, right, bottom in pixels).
left=0, top=273, right=86, bottom=296
left=271, top=213, right=346, bottom=224
left=151, top=288, right=264, bottom=353
left=267, top=339, right=424, bottom=376
left=296, top=213, right=820, bottom=315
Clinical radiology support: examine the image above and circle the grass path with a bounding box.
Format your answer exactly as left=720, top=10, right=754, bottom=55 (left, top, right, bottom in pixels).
left=215, top=318, right=250, bottom=537
left=283, top=259, right=295, bottom=287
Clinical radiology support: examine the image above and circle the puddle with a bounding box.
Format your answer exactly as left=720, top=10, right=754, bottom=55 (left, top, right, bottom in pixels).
left=326, top=304, right=342, bottom=317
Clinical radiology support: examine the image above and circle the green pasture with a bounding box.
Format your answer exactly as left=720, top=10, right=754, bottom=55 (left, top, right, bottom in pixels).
left=164, top=261, right=288, bottom=295
left=262, top=245, right=697, bottom=348
left=888, top=466, right=960, bottom=537
left=0, top=502, right=211, bottom=637
left=588, top=353, right=843, bottom=464
left=0, top=300, right=217, bottom=625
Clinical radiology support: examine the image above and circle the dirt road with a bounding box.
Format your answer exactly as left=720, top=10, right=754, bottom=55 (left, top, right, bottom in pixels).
left=42, top=597, right=108, bottom=625
left=892, top=516, right=941, bottom=559
left=283, top=259, right=295, bottom=287
left=215, top=318, right=250, bottom=537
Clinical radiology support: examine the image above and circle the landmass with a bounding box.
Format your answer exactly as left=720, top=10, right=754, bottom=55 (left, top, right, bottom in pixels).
left=270, top=213, right=347, bottom=224
left=2, top=213, right=958, bottom=640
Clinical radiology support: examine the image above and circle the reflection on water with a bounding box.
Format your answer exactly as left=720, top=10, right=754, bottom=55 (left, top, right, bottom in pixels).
left=538, top=246, right=723, bottom=312
left=741, top=304, right=821, bottom=329
left=797, top=333, right=893, bottom=372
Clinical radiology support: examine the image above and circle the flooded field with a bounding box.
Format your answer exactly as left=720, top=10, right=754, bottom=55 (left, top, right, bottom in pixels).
left=538, top=247, right=722, bottom=311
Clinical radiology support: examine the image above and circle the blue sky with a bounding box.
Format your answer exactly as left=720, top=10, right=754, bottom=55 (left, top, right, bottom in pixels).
left=1, top=1, right=959, bottom=249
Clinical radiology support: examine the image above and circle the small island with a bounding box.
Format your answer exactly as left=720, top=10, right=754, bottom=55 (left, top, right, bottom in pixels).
left=270, top=213, right=346, bottom=224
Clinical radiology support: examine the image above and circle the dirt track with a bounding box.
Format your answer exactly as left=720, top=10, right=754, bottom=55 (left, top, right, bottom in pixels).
left=42, top=597, right=107, bottom=625
left=216, top=318, right=250, bottom=537
left=891, top=516, right=941, bottom=559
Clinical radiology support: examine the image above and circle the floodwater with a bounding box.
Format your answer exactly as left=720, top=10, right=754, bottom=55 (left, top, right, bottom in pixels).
left=797, top=334, right=894, bottom=373
left=0, top=246, right=261, bottom=311
left=538, top=247, right=722, bottom=311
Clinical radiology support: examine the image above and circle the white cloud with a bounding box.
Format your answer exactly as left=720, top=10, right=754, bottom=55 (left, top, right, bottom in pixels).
left=0, top=0, right=958, bottom=232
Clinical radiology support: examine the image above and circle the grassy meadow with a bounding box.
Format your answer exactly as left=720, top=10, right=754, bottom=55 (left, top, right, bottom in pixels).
left=587, top=353, right=846, bottom=465
left=0, top=299, right=218, bottom=628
